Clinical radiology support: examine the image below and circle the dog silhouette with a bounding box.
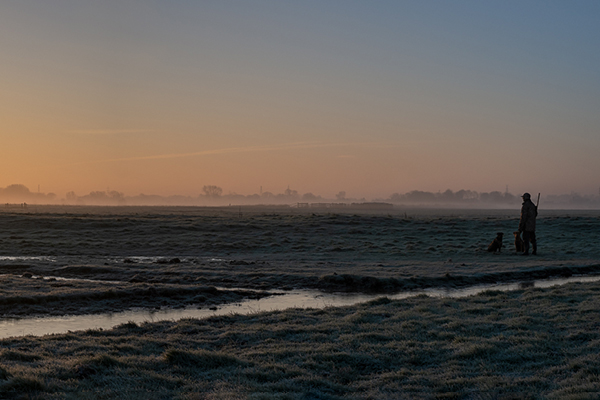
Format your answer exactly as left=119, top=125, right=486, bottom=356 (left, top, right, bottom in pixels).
left=513, top=231, right=525, bottom=253
left=487, top=232, right=503, bottom=253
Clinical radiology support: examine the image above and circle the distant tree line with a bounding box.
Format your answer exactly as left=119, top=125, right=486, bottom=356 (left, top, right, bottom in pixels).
left=66, top=190, right=126, bottom=205
left=1, top=184, right=600, bottom=208
left=386, top=189, right=600, bottom=208
left=0, top=184, right=56, bottom=203
left=386, top=189, right=519, bottom=205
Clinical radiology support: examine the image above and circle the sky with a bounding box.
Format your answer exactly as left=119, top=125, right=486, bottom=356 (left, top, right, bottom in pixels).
left=1, top=1, right=599, bottom=200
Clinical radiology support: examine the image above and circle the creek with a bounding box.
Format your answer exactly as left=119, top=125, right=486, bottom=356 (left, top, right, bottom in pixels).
left=1, top=275, right=600, bottom=339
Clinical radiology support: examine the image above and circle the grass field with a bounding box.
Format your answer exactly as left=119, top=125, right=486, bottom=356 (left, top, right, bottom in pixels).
left=2, top=280, right=600, bottom=399
left=2, top=208, right=600, bottom=398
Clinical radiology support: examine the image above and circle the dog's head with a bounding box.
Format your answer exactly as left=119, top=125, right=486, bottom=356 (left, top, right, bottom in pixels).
left=513, top=231, right=520, bottom=237
left=496, top=232, right=503, bottom=238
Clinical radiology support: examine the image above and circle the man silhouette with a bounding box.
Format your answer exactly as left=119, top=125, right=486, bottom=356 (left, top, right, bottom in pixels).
left=518, top=193, right=537, bottom=255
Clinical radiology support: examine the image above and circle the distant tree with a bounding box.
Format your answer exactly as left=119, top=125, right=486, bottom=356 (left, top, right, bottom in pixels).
left=302, top=192, right=318, bottom=201
left=439, top=189, right=455, bottom=202
left=66, top=191, right=77, bottom=201
left=108, top=191, right=125, bottom=201
left=226, top=193, right=245, bottom=201
left=389, top=193, right=404, bottom=202
left=455, top=189, right=478, bottom=202
left=335, top=191, right=346, bottom=200
left=405, top=190, right=436, bottom=203
left=481, top=191, right=504, bottom=203
left=4, top=184, right=30, bottom=195
left=283, top=187, right=298, bottom=198
left=503, top=192, right=517, bottom=204
left=87, top=191, right=108, bottom=200
left=77, top=190, right=126, bottom=205
left=202, top=185, right=223, bottom=197
left=0, top=184, right=32, bottom=202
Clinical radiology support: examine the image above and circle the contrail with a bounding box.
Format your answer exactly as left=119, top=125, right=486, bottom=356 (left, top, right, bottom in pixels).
left=67, top=141, right=394, bottom=165
left=66, top=129, right=151, bottom=135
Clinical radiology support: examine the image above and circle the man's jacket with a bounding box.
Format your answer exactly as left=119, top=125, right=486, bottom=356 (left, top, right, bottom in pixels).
left=519, top=199, right=537, bottom=232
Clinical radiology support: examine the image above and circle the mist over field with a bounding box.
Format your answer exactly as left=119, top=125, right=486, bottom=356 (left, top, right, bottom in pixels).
left=2, top=183, right=600, bottom=209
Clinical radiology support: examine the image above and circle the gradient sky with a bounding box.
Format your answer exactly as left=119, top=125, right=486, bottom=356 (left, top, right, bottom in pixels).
left=2, top=1, right=599, bottom=199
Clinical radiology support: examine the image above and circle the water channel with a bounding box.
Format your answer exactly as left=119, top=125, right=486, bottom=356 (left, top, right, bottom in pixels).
left=2, top=275, right=600, bottom=339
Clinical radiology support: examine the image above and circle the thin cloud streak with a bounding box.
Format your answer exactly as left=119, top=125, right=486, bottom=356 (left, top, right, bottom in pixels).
left=66, top=129, right=152, bottom=135
left=67, top=141, right=398, bottom=166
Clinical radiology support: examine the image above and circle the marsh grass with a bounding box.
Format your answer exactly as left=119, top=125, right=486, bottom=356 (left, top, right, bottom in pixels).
left=1, top=281, right=600, bottom=398
left=4, top=260, right=600, bottom=319
left=0, top=275, right=274, bottom=317
left=3, top=210, right=600, bottom=302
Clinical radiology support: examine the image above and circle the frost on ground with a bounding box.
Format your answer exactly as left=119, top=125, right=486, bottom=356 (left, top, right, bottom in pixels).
left=0, top=207, right=599, bottom=316
left=1, top=207, right=600, bottom=397
left=2, top=280, right=600, bottom=399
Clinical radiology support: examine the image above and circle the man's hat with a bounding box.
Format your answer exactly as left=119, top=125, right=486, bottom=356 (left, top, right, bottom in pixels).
left=521, top=193, right=531, bottom=199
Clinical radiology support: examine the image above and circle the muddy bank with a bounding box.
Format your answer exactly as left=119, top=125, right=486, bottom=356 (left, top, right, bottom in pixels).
left=2, top=258, right=600, bottom=317
left=4, top=256, right=600, bottom=289
left=317, top=263, right=600, bottom=293
left=0, top=274, right=275, bottom=318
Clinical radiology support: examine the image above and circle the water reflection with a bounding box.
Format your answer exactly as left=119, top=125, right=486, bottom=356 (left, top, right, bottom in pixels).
left=2, top=275, right=600, bottom=339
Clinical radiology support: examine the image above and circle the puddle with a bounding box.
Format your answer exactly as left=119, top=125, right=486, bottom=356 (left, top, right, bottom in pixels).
left=1, top=275, right=600, bottom=339
left=0, top=256, right=57, bottom=262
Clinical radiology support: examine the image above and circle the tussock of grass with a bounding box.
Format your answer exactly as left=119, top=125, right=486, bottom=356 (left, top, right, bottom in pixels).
left=0, top=366, right=11, bottom=381
left=164, top=349, right=249, bottom=369
left=1, top=349, right=43, bottom=362
left=82, top=354, right=123, bottom=369
left=0, top=376, right=45, bottom=394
